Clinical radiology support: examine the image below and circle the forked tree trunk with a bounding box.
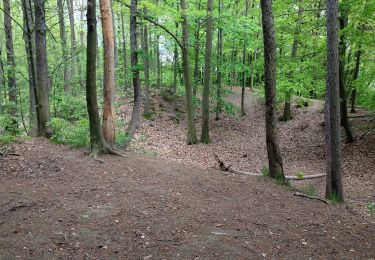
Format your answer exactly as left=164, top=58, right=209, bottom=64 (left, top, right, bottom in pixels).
left=123, top=0, right=142, bottom=149
left=260, top=0, right=285, bottom=182
left=141, top=8, right=150, bottom=116
left=57, top=0, right=70, bottom=92
left=325, top=0, right=343, bottom=202
left=201, top=0, right=213, bottom=143
left=338, top=6, right=354, bottom=143
left=3, top=0, right=18, bottom=132
left=180, top=0, right=198, bottom=144
left=100, top=0, right=116, bottom=146
left=34, top=0, right=52, bottom=137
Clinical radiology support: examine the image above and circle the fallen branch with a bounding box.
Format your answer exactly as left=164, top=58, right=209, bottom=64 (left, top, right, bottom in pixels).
left=293, top=192, right=329, bottom=204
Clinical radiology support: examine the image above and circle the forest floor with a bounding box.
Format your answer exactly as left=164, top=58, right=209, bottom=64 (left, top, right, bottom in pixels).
left=1, top=87, right=375, bottom=259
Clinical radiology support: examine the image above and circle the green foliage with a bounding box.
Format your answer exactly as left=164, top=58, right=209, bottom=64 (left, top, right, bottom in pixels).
left=367, top=202, right=375, bottom=217
left=328, top=191, right=341, bottom=204
left=51, top=94, right=87, bottom=121
left=222, top=99, right=238, bottom=115
left=295, top=171, right=305, bottom=180
left=50, top=118, right=89, bottom=147
left=301, top=185, right=318, bottom=197
left=115, top=131, right=129, bottom=146
left=0, top=134, right=17, bottom=145
left=261, top=166, right=269, bottom=177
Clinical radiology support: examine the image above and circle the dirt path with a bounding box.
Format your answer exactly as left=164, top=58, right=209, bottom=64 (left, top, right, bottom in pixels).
left=1, top=138, right=375, bottom=259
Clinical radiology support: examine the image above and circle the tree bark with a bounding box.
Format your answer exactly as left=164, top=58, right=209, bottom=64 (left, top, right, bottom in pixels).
left=260, top=0, right=285, bottom=182
left=86, top=0, right=109, bottom=154
left=240, top=0, right=249, bottom=116
left=325, top=0, right=344, bottom=202
left=34, top=0, right=52, bottom=137
left=141, top=8, right=150, bottom=116
left=350, top=48, right=361, bottom=113
left=22, top=0, right=37, bottom=136
left=338, top=5, right=354, bottom=143
left=281, top=0, right=304, bottom=122
left=193, top=0, right=202, bottom=97
left=180, top=0, right=198, bottom=144
left=0, top=44, right=3, bottom=115
left=57, top=0, right=70, bottom=92
left=123, top=0, right=142, bottom=149
left=3, top=0, right=18, bottom=132
left=120, top=4, right=128, bottom=92
left=201, top=0, right=213, bottom=143
left=67, top=0, right=82, bottom=86
left=99, top=0, right=116, bottom=146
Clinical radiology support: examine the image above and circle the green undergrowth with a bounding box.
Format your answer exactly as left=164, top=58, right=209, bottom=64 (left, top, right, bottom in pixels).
left=50, top=118, right=89, bottom=147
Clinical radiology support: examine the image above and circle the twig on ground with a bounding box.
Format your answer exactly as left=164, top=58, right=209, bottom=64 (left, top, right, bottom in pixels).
left=293, top=192, right=329, bottom=204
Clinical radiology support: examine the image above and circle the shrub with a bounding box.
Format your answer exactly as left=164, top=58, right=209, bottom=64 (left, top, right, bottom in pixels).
left=50, top=118, right=89, bottom=147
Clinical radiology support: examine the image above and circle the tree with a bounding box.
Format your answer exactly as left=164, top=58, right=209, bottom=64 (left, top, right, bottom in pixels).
left=325, top=0, right=344, bottom=202
left=100, top=0, right=116, bottom=146
left=180, top=0, right=198, bottom=145
left=141, top=8, right=151, bottom=116
left=67, top=0, right=82, bottom=85
left=201, top=0, right=213, bottom=144
left=34, top=0, right=52, bottom=137
left=260, top=0, right=285, bottom=181
left=57, top=0, right=70, bottom=92
left=3, top=0, right=18, bottom=132
left=215, top=0, right=223, bottom=121
left=123, top=0, right=142, bottom=149
left=240, top=0, right=250, bottom=116
left=120, top=4, right=129, bottom=91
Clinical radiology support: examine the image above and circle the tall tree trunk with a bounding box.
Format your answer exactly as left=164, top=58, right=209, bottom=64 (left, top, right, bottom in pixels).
left=67, top=0, right=82, bottom=86
left=86, top=0, right=109, bottom=154
left=325, top=0, right=343, bottom=202
left=120, top=4, right=128, bottom=92
left=156, top=35, right=161, bottom=90
left=141, top=8, right=150, bottom=116
left=3, top=0, right=18, bottom=132
left=22, top=0, right=37, bottom=136
left=34, top=0, right=52, bottom=137
left=99, top=0, right=116, bottom=146
left=173, top=22, right=179, bottom=96
left=260, top=0, right=285, bottom=181
left=281, top=0, right=304, bottom=122
left=250, top=49, right=257, bottom=90
left=57, top=0, right=70, bottom=92
left=0, top=44, right=3, bottom=115
left=215, top=0, right=223, bottom=121
left=350, top=48, right=361, bottom=113
left=240, top=0, right=249, bottom=116
left=180, top=0, right=198, bottom=144
left=201, top=0, right=213, bottom=143
left=338, top=6, right=354, bottom=143
left=123, top=0, right=142, bottom=149
left=193, top=0, right=202, bottom=97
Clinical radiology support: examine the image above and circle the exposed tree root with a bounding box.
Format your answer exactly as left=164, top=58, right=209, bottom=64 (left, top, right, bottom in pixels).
left=293, top=192, right=329, bottom=204
left=214, top=153, right=326, bottom=180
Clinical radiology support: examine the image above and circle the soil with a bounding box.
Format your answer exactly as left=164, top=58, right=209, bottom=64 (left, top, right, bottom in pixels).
left=1, top=87, right=375, bottom=259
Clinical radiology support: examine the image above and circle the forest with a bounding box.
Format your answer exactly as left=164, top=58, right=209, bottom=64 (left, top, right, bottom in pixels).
left=0, top=0, right=375, bottom=258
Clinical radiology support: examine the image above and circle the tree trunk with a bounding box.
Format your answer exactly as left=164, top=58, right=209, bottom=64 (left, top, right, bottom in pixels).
left=201, top=0, right=213, bottom=143
left=120, top=4, right=128, bottom=92
left=0, top=44, right=3, bottom=115
left=34, top=0, right=52, bottom=137
left=99, top=0, right=116, bottom=146
left=193, top=0, right=202, bottom=97
left=260, top=0, right=285, bottom=182
left=281, top=0, right=304, bottom=122
left=156, top=34, right=161, bottom=90
left=67, top=0, right=82, bottom=86
left=215, top=0, right=223, bottom=121
left=141, top=8, right=150, bottom=116
left=22, top=0, right=37, bottom=136
left=180, top=0, right=198, bottom=145
left=173, top=22, right=179, bottom=96
left=338, top=6, right=354, bottom=143
left=123, top=0, right=142, bottom=149
left=325, top=0, right=343, bottom=202
left=350, top=47, right=361, bottom=113
left=3, top=0, right=18, bottom=132
left=57, top=0, right=70, bottom=92
left=240, top=0, right=249, bottom=116
left=86, top=0, right=109, bottom=154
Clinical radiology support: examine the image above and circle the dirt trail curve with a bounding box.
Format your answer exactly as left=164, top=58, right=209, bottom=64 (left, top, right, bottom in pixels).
left=1, top=139, right=375, bottom=259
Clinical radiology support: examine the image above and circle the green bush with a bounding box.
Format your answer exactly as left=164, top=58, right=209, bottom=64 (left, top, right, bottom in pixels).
left=222, top=100, right=238, bottom=115
left=50, top=118, right=89, bottom=147
left=0, top=134, right=17, bottom=144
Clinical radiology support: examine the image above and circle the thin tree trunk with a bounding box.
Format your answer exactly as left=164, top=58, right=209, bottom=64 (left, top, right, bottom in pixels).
left=99, top=0, right=116, bottom=146
left=86, top=0, right=109, bottom=154
left=240, top=0, right=249, bottom=116
left=325, top=0, right=343, bottom=202
left=123, top=0, right=142, bottom=149
left=250, top=49, right=257, bottom=90
left=141, top=8, right=150, bottom=116
left=57, top=0, right=70, bottom=92
left=120, top=4, right=128, bottom=92
left=22, top=0, right=37, bottom=136
left=201, top=0, right=213, bottom=143
left=0, top=44, right=3, bottom=115
left=173, top=22, right=179, bottom=96
left=193, top=0, right=202, bottom=97
left=156, top=35, right=161, bottom=90
left=215, top=0, right=223, bottom=121
left=350, top=47, right=361, bottom=113
left=67, top=0, right=82, bottom=86
left=338, top=6, right=354, bottom=143
left=260, top=0, right=285, bottom=182
left=3, top=0, right=18, bottom=132
left=281, top=0, right=304, bottom=122
left=180, top=0, right=198, bottom=144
